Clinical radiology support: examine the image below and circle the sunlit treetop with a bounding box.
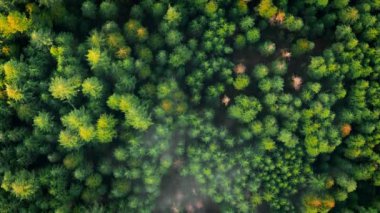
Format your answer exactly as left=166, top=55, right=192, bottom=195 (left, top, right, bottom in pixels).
left=0, top=12, right=30, bottom=37
left=1, top=170, right=38, bottom=200
left=82, top=77, right=103, bottom=99
left=164, top=5, right=181, bottom=25
left=33, top=112, right=53, bottom=132
left=49, top=76, right=81, bottom=101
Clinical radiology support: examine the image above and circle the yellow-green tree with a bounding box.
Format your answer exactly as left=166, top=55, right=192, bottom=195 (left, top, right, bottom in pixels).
left=1, top=170, right=38, bottom=200
left=256, top=0, right=278, bottom=19
left=0, top=12, right=30, bottom=37
left=49, top=76, right=81, bottom=101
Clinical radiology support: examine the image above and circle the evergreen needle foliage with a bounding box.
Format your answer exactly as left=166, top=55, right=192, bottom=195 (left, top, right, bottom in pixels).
left=0, top=0, right=379, bottom=212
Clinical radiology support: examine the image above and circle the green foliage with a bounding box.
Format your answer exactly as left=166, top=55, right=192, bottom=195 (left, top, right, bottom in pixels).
left=234, top=34, right=246, bottom=49
left=260, top=137, right=276, bottom=151
left=339, top=7, right=359, bottom=24
left=82, top=1, right=97, bottom=19
left=233, top=74, right=250, bottom=90
left=259, top=41, right=276, bottom=56
left=3, top=60, right=23, bottom=83
left=252, top=64, right=269, bottom=79
left=59, top=130, right=81, bottom=148
left=1, top=1, right=380, bottom=212
left=85, top=173, right=102, bottom=188
left=305, top=0, right=329, bottom=8
left=336, top=174, right=357, bottom=193
left=155, top=80, right=187, bottom=116
left=205, top=1, right=218, bottom=16
left=271, top=60, right=287, bottom=75
left=164, top=5, right=181, bottom=25
left=263, top=93, right=277, bottom=106
left=258, top=78, right=272, bottom=92
left=283, top=15, right=304, bottom=31
left=61, top=109, right=92, bottom=130
left=1, top=170, right=38, bottom=200
left=332, top=0, right=349, bottom=9
left=169, top=45, right=192, bottom=68
left=63, top=152, right=83, bottom=169
left=374, top=172, right=380, bottom=186
left=246, top=28, right=260, bottom=44
left=335, top=25, right=353, bottom=40
left=291, top=39, right=315, bottom=56
left=165, top=30, right=182, bottom=47
left=240, top=16, right=254, bottom=31
left=107, top=94, right=152, bottom=131
left=256, top=0, right=278, bottom=19
left=82, top=77, right=103, bottom=99
left=33, top=112, right=53, bottom=132
left=228, top=95, right=262, bottom=123
left=277, top=129, right=298, bottom=148
left=49, top=76, right=81, bottom=101
left=86, top=48, right=101, bottom=68
left=0, top=12, right=30, bottom=37
left=307, top=57, right=328, bottom=79
left=99, top=1, right=118, bottom=20
left=96, top=114, right=117, bottom=143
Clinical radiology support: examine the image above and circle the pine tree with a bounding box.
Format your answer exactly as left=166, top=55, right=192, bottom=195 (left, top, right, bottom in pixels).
left=256, top=0, right=278, bottom=19
left=99, top=1, right=118, bottom=20
left=261, top=137, right=277, bottom=151
left=228, top=95, right=262, bottom=123
left=308, top=57, right=328, bottom=79
left=33, top=112, right=53, bottom=132
left=63, top=152, right=83, bottom=169
left=5, top=84, right=24, bottom=101
left=204, top=1, right=218, bottom=16
left=49, top=76, right=81, bottom=101
left=283, top=15, right=303, bottom=31
left=96, top=114, right=117, bottom=143
left=246, top=28, right=260, bottom=44
left=252, top=64, right=269, bottom=79
left=233, top=74, right=250, bottom=90
left=291, top=39, right=315, bottom=56
left=86, top=48, right=101, bottom=67
left=164, top=5, right=181, bottom=25
left=0, top=12, right=30, bottom=37
left=81, top=1, right=97, bottom=19
left=339, top=7, right=359, bottom=24
left=59, top=130, right=81, bottom=149
left=1, top=170, right=38, bottom=200
left=85, top=173, right=102, bottom=188
left=82, top=77, right=103, bottom=99
left=259, top=41, right=276, bottom=56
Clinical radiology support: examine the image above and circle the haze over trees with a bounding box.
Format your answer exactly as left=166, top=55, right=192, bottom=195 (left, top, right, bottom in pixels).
left=0, top=0, right=379, bottom=212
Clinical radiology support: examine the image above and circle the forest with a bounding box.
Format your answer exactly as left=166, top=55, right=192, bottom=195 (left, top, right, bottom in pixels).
left=0, top=0, right=379, bottom=212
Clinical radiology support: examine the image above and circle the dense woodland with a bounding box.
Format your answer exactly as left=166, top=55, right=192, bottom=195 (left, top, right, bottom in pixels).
left=0, top=0, right=380, bottom=212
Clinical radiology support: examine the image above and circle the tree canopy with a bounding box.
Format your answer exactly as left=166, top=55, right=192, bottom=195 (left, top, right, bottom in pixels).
left=0, top=0, right=379, bottom=212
